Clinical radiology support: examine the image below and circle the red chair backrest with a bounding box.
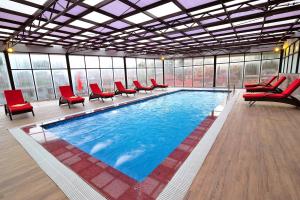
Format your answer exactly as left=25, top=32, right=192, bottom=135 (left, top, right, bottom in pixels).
left=266, top=76, right=277, bottom=85
left=272, top=76, right=286, bottom=88
left=133, top=80, right=143, bottom=88
left=4, top=90, right=26, bottom=106
left=115, top=81, right=126, bottom=91
left=90, top=83, right=102, bottom=94
left=282, top=79, right=300, bottom=96
left=151, top=79, right=158, bottom=86
left=59, top=85, right=74, bottom=98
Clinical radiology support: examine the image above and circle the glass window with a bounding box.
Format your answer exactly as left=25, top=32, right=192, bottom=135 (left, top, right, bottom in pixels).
left=87, top=69, right=101, bottom=85
left=156, top=68, right=163, bottom=84
left=113, top=57, right=124, bottom=68
left=193, top=58, right=203, bottom=65
left=193, top=66, right=203, bottom=88
left=100, top=57, right=112, bottom=68
left=175, top=59, right=183, bottom=67
left=175, top=67, right=183, bottom=87
left=262, top=52, right=280, bottom=59
left=245, top=53, right=261, bottom=61
left=164, top=60, right=174, bottom=86
left=49, top=55, right=67, bottom=69
left=137, top=58, right=146, bottom=68
left=216, top=63, right=228, bottom=87
left=244, top=61, right=260, bottom=84
left=147, top=67, right=155, bottom=85
left=12, top=70, right=37, bottom=101
left=126, top=58, right=136, bottom=68
left=287, top=55, right=293, bottom=73
left=261, top=60, right=279, bottom=77
left=146, top=59, right=154, bottom=68
left=229, top=62, right=243, bottom=88
left=137, top=68, right=147, bottom=85
left=33, top=70, right=55, bottom=100
left=126, top=68, right=137, bottom=88
left=9, top=53, right=31, bottom=69
left=0, top=53, right=11, bottom=104
left=69, top=55, right=85, bottom=68
left=52, top=70, right=69, bottom=97
left=216, top=55, right=229, bottom=63
left=204, top=65, right=214, bottom=87
left=113, top=68, right=125, bottom=82
left=204, top=56, right=214, bottom=64
left=184, top=58, right=192, bottom=66
left=230, top=54, right=244, bottom=62
left=31, top=54, right=50, bottom=69
left=71, top=69, right=88, bottom=95
left=101, top=68, right=114, bottom=91
left=184, top=67, right=193, bottom=87
left=85, top=56, right=99, bottom=68
left=155, top=59, right=163, bottom=68
left=292, top=53, right=298, bottom=73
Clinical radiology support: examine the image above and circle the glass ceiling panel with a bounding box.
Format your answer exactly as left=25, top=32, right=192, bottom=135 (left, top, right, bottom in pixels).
left=0, top=0, right=299, bottom=55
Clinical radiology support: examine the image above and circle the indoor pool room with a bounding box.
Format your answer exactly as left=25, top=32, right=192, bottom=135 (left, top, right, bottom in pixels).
left=1, top=1, right=300, bottom=200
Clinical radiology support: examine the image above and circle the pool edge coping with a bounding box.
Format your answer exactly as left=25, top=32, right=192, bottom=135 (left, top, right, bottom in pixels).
left=157, top=89, right=240, bottom=200
left=8, top=88, right=239, bottom=200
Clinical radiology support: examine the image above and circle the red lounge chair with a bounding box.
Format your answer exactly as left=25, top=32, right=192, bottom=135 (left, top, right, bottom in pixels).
left=245, top=76, right=286, bottom=93
left=244, top=75, right=277, bottom=88
left=59, top=85, right=85, bottom=108
left=151, top=79, right=168, bottom=89
left=89, top=83, right=114, bottom=102
left=4, top=90, right=34, bottom=120
left=243, top=79, right=300, bottom=107
left=115, top=81, right=136, bottom=96
left=133, top=80, right=154, bottom=92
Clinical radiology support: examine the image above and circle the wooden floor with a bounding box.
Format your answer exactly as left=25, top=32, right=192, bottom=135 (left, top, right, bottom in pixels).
left=0, top=91, right=299, bottom=200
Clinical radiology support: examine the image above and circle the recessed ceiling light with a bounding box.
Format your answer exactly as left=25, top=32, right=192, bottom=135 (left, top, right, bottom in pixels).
left=147, top=2, right=181, bottom=17
left=82, top=31, right=98, bottom=37
left=83, top=11, right=112, bottom=24
left=70, top=20, right=95, bottom=28
left=125, top=13, right=152, bottom=24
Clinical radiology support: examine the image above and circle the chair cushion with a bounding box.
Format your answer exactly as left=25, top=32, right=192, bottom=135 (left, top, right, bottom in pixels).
left=100, top=92, right=114, bottom=98
left=66, top=96, right=85, bottom=103
left=243, top=93, right=286, bottom=99
left=9, top=103, right=33, bottom=113
left=124, top=89, right=136, bottom=93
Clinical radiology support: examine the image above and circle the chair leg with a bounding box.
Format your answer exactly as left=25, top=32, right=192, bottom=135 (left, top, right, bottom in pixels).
left=249, top=101, right=256, bottom=107
left=82, top=102, right=84, bottom=106
left=111, top=97, right=113, bottom=101
left=101, top=98, right=104, bottom=103
left=32, top=110, right=35, bottom=116
left=4, top=105, right=7, bottom=116
left=68, top=103, right=71, bottom=109
left=9, top=112, right=12, bottom=120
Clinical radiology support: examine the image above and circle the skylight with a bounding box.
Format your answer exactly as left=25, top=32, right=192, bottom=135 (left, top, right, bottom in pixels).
left=70, top=20, right=95, bottom=28
left=45, top=23, right=58, bottom=29
left=82, top=32, right=98, bottom=37
left=190, top=5, right=222, bottom=16
left=152, top=36, right=165, bottom=41
left=125, top=13, right=152, bottom=24
left=147, top=2, right=181, bottom=17
left=72, top=36, right=88, bottom=40
left=264, top=19, right=297, bottom=27
left=0, top=28, right=14, bottom=33
left=207, top=24, right=231, bottom=31
left=0, top=0, right=37, bottom=15
left=24, top=0, right=48, bottom=5
left=84, top=0, right=105, bottom=6
left=83, top=12, right=112, bottom=24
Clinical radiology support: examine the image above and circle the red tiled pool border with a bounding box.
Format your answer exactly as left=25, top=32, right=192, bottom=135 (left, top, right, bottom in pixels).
left=20, top=91, right=225, bottom=200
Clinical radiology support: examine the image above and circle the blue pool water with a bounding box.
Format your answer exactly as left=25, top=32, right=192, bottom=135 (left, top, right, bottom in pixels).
left=43, top=91, right=227, bottom=181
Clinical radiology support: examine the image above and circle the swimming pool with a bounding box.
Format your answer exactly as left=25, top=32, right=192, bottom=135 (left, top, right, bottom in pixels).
left=43, top=91, right=228, bottom=182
